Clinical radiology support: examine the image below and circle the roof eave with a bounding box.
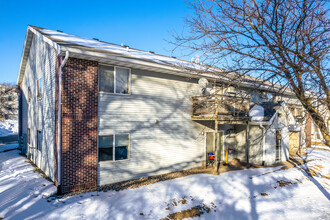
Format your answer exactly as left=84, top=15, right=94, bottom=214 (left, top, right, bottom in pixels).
left=17, top=26, right=61, bottom=86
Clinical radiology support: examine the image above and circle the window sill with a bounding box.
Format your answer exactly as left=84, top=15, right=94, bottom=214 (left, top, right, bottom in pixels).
left=99, top=92, right=131, bottom=96
left=99, top=158, right=130, bottom=164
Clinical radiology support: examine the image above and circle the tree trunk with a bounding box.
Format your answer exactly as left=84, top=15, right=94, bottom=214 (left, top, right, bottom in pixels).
left=310, top=112, right=330, bottom=147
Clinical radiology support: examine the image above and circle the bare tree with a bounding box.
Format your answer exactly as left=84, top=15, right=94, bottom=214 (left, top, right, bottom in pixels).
left=172, top=0, right=330, bottom=146
left=0, top=83, right=17, bottom=118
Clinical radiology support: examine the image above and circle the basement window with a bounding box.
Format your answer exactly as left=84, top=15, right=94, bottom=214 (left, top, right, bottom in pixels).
left=98, top=134, right=129, bottom=162
left=99, top=65, right=130, bottom=94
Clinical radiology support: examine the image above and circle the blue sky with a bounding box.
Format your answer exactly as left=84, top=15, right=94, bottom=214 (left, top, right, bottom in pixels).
left=0, top=0, right=190, bottom=84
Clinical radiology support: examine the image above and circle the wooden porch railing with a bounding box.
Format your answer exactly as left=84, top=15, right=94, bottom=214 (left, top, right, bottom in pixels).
left=192, top=94, right=250, bottom=119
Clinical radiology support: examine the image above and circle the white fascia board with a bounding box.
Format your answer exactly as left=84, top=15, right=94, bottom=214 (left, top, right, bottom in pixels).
left=17, top=26, right=61, bottom=85
left=17, top=28, right=33, bottom=85
left=27, top=26, right=61, bottom=53
left=59, top=46, right=295, bottom=96
left=60, top=46, right=220, bottom=80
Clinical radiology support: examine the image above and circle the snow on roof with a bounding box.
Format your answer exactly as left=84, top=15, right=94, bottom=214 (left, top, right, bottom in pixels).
left=36, top=27, right=208, bottom=72
left=17, top=26, right=296, bottom=96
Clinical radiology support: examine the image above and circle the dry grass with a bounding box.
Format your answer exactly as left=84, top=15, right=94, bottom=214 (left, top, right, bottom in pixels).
left=25, top=159, right=50, bottom=180
left=61, top=145, right=328, bottom=197
left=161, top=202, right=216, bottom=220
left=98, top=163, right=256, bottom=193
left=277, top=180, right=295, bottom=187
left=98, top=166, right=215, bottom=193
left=260, top=193, right=269, bottom=197
left=62, top=162, right=257, bottom=197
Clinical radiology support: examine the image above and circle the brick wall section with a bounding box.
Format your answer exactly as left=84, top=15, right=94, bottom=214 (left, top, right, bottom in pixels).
left=60, top=57, right=98, bottom=193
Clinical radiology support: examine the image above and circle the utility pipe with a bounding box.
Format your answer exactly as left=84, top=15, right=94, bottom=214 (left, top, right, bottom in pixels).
left=259, top=124, right=266, bottom=166
left=57, top=50, right=69, bottom=189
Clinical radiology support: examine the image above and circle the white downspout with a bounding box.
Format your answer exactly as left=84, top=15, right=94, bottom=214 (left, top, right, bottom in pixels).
left=57, top=51, right=69, bottom=189
left=260, top=124, right=266, bottom=166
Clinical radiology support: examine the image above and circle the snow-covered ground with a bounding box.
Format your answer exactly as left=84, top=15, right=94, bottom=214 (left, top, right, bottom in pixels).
left=0, top=120, right=18, bottom=137
left=0, top=143, right=18, bottom=153
left=0, top=144, right=329, bottom=220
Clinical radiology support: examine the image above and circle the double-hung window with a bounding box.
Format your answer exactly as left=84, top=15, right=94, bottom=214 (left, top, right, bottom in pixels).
left=99, top=65, right=130, bottom=94
left=98, top=134, right=129, bottom=162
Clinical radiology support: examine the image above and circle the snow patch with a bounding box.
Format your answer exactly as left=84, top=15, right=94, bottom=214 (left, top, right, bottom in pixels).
left=0, top=145, right=329, bottom=219
left=0, top=119, right=18, bottom=137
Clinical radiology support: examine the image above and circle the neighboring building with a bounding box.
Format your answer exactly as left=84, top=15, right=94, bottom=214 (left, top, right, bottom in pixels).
left=0, top=84, right=18, bottom=119
left=307, top=100, right=330, bottom=145
left=17, top=26, right=305, bottom=194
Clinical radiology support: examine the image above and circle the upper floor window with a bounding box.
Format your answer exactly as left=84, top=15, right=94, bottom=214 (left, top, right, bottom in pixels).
left=99, top=65, right=130, bottom=94
left=37, top=78, right=42, bottom=99
left=8, top=96, right=12, bottom=101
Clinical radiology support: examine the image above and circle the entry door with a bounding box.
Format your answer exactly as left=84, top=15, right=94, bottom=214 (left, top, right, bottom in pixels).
left=217, top=131, right=224, bottom=163
left=205, top=131, right=224, bottom=163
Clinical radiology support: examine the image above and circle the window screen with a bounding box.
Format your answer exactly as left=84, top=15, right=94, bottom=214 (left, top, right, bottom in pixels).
left=116, top=68, right=130, bottom=94
left=37, top=130, right=42, bottom=151
left=37, top=78, right=42, bottom=99
left=99, top=135, right=114, bottom=161
left=115, top=134, right=129, bottom=160
left=99, top=65, right=114, bottom=93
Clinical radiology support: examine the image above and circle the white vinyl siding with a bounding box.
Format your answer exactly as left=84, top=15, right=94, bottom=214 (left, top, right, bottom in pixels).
left=21, top=35, right=57, bottom=181
left=98, top=68, right=207, bottom=186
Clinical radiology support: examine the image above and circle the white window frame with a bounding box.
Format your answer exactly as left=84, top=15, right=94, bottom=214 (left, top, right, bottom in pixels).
left=98, top=133, right=131, bottom=163
left=98, top=64, right=131, bottom=95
